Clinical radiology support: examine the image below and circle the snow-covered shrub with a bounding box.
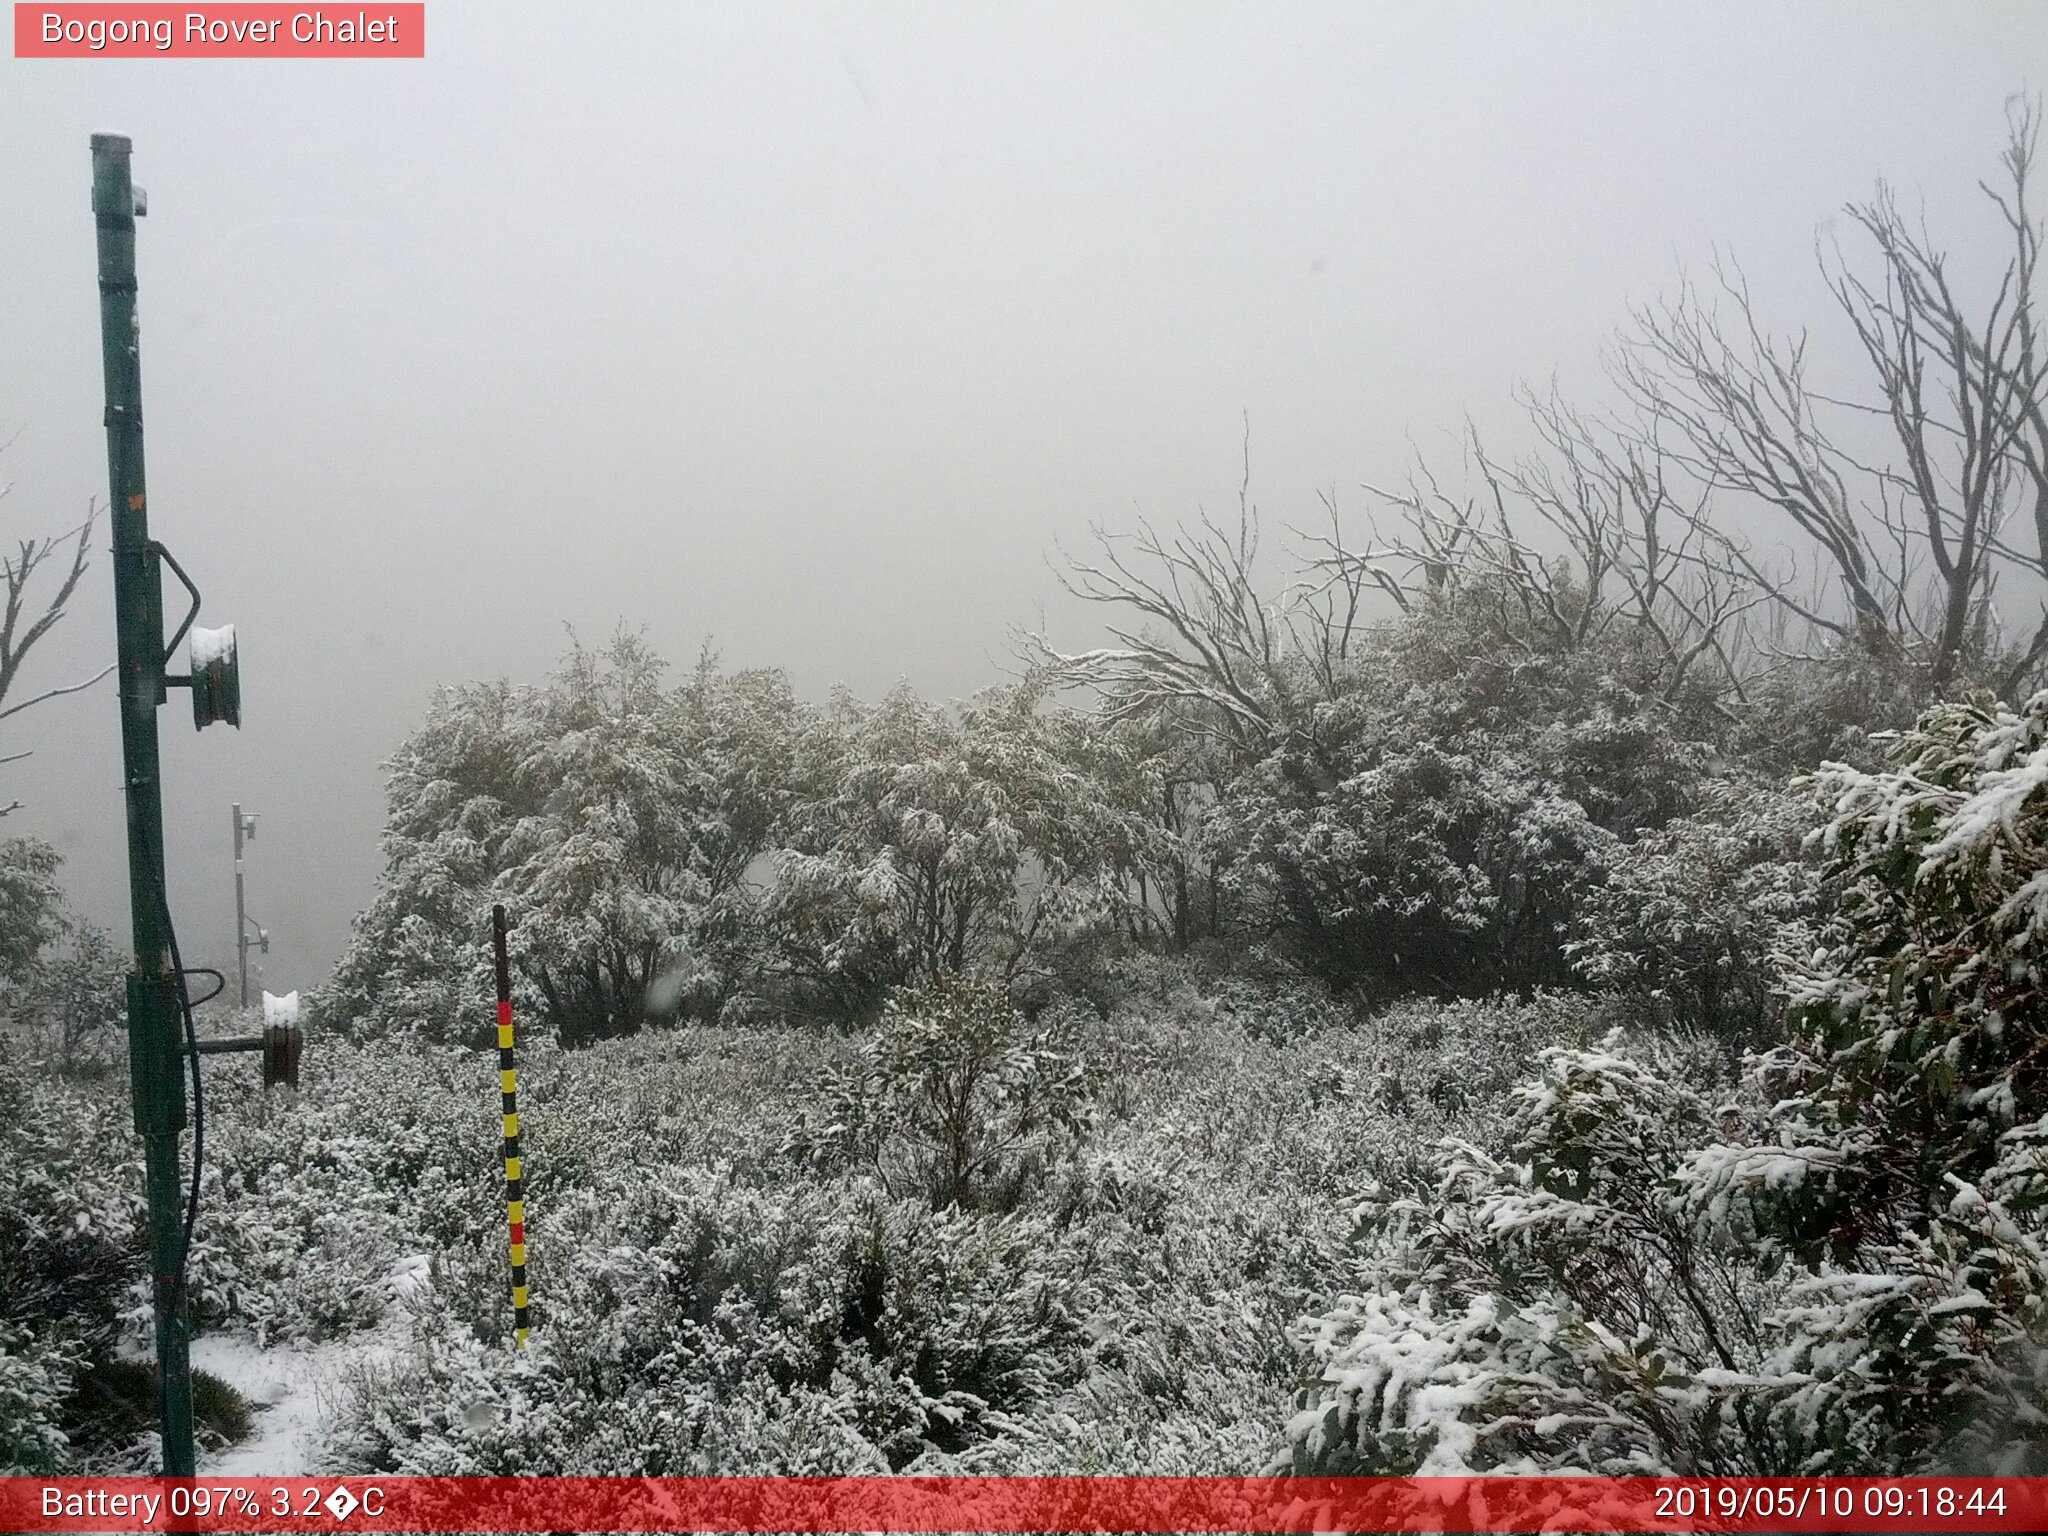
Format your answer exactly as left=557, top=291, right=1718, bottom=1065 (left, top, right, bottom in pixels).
left=789, top=976, right=1093, bottom=1210
left=0, top=1047, right=146, bottom=1470
left=1735, top=645, right=1947, bottom=778
left=1712, top=687, right=2048, bottom=1470
left=179, top=1037, right=503, bottom=1345
left=1210, top=584, right=1715, bottom=999
left=323, top=1174, right=1095, bottom=1474
left=1290, top=688, right=2048, bottom=1476
left=1287, top=1037, right=1772, bottom=1475
left=1567, top=775, right=1816, bottom=1045
left=0, top=1317, right=84, bottom=1473
left=1356, top=990, right=1611, bottom=1134
left=316, top=986, right=1471, bottom=1476
left=0, top=1053, right=140, bottom=1353
left=1206, top=974, right=1353, bottom=1045
left=8, top=941, right=1607, bottom=1476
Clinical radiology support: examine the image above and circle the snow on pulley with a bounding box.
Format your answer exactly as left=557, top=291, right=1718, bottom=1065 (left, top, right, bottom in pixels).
left=187, top=622, right=240, bottom=729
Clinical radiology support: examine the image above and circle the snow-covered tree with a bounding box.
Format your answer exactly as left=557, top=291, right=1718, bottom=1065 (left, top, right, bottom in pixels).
left=1205, top=578, right=1715, bottom=996
left=0, top=836, right=66, bottom=997
left=761, top=681, right=1142, bottom=1022
left=322, top=673, right=537, bottom=1040
left=499, top=639, right=805, bottom=1044
left=327, top=634, right=808, bottom=1044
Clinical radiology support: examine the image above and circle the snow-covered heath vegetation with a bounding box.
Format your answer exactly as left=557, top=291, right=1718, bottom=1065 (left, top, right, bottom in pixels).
left=7, top=108, right=2048, bottom=1477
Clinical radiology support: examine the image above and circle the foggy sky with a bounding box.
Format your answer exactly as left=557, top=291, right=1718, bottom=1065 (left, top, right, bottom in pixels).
left=3, top=1, right=2044, bottom=995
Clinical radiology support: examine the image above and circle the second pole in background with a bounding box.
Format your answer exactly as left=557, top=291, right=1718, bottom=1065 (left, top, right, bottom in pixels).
left=493, top=904, right=529, bottom=1346
left=232, top=803, right=262, bottom=1007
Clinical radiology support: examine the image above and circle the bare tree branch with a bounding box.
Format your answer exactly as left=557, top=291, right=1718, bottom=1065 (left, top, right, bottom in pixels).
left=2, top=498, right=104, bottom=716
left=0, top=662, right=117, bottom=723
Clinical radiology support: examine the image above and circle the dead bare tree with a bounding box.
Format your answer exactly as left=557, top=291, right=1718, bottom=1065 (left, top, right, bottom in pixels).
left=1611, top=260, right=1903, bottom=651
left=1042, top=505, right=1289, bottom=757
left=1613, top=98, right=2048, bottom=694
left=1300, top=390, right=1768, bottom=715
left=1830, top=96, right=2048, bottom=691
left=2, top=438, right=113, bottom=815
left=1495, top=390, right=1770, bottom=705
left=1032, top=425, right=1373, bottom=764
left=1027, top=431, right=1364, bottom=953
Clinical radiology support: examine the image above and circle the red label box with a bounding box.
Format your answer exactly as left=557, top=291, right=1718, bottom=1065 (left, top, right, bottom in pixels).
left=14, top=4, right=425, bottom=57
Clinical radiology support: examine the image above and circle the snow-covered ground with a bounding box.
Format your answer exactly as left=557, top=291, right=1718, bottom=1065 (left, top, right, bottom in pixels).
left=192, top=1334, right=336, bottom=1476
left=192, top=1256, right=427, bottom=1475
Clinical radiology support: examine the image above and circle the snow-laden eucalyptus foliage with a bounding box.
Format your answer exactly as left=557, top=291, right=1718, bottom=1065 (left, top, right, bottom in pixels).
left=761, top=681, right=1145, bottom=1021
left=1209, top=584, right=1716, bottom=996
left=326, top=634, right=806, bottom=1044
left=330, top=635, right=1157, bottom=1040
left=1290, top=688, right=2048, bottom=1476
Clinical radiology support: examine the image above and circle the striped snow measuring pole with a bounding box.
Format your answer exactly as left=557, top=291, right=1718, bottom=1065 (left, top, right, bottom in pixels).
left=493, top=904, right=529, bottom=1345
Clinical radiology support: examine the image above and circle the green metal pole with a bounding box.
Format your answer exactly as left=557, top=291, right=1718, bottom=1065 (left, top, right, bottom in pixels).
left=92, top=132, right=196, bottom=1478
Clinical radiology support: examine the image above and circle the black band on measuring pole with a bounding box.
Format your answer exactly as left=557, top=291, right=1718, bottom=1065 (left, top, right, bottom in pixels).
left=493, top=904, right=511, bottom=1000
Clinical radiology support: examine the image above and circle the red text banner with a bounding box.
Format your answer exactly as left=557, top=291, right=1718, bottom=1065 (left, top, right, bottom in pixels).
left=3, top=1476, right=2044, bottom=1533
left=14, top=5, right=424, bottom=57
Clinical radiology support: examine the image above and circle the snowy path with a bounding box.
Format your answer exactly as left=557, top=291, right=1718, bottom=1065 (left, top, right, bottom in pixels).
left=191, top=1331, right=390, bottom=1476
left=191, top=1257, right=426, bottom=1475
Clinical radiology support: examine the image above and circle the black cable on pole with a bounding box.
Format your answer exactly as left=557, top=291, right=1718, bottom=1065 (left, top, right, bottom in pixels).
left=138, top=834, right=204, bottom=1312
left=178, top=967, right=227, bottom=1009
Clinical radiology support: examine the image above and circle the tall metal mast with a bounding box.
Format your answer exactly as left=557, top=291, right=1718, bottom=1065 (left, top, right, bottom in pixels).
left=233, top=802, right=262, bottom=1007
left=92, top=130, right=196, bottom=1477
